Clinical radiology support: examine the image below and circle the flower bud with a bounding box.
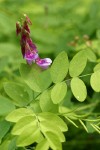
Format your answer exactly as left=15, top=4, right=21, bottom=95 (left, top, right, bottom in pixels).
left=16, top=22, right=21, bottom=35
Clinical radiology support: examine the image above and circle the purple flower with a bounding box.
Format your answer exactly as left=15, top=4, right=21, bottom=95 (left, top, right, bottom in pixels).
left=16, top=17, right=38, bottom=63
left=25, top=53, right=39, bottom=65
left=36, top=58, right=52, bottom=69
left=24, top=42, right=38, bottom=65
left=16, top=14, right=52, bottom=69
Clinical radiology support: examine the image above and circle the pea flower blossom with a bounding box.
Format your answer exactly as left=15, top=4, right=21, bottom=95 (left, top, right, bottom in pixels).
left=16, top=14, right=52, bottom=69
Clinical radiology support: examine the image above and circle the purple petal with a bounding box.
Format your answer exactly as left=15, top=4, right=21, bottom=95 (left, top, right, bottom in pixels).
left=36, top=58, right=52, bottom=69
left=24, top=49, right=38, bottom=65
left=24, top=51, right=38, bottom=61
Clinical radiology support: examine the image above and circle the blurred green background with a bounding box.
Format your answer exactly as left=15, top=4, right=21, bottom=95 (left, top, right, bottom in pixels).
left=0, top=0, right=100, bottom=149
left=1, top=0, right=100, bottom=58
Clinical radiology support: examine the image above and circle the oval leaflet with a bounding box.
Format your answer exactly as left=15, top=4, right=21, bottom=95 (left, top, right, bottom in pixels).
left=71, top=77, right=87, bottom=102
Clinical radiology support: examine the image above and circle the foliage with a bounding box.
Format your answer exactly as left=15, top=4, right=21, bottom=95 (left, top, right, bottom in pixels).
left=0, top=0, right=100, bottom=150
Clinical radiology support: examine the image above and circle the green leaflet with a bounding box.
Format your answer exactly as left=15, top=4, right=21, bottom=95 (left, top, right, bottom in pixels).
left=40, top=121, right=65, bottom=142
left=0, top=95, right=15, bottom=116
left=35, top=139, right=49, bottom=150
left=44, top=131, right=62, bottom=150
left=39, top=90, right=58, bottom=112
left=38, top=112, right=68, bottom=132
left=69, top=50, right=87, bottom=77
left=0, top=120, right=11, bottom=142
left=71, top=77, right=87, bottom=102
left=20, top=63, right=52, bottom=92
left=4, top=82, right=31, bottom=107
left=51, top=82, right=67, bottom=104
left=16, top=126, right=43, bottom=147
left=6, top=108, right=34, bottom=122
left=90, top=70, right=100, bottom=92
left=11, top=111, right=67, bottom=148
left=94, top=63, right=100, bottom=72
left=12, top=116, right=36, bottom=135
left=84, top=49, right=97, bottom=62
left=50, top=51, right=69, bottom=83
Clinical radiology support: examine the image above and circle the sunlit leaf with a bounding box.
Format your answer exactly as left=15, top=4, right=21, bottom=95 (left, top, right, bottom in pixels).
left=71, top=77, right=87, bottom=102
left=38, top=112, right=68, bottom=132
left=50, top=51, right=69, bottom=83
left=44, top=132, right=62, bottom=150
left=12, top=116, right=36, bottom=135
left=84, top=49, right=96, bottom=62
left=94, top=63, right=100, bottom=72
left=51, top=82, right=67, bottom=104
left=6, top=108, right=34, bottom=122
left=69, top=50, right=87, bottom=77
left=40, top=121, right=65, bottom=142
left=35, top=139, right=49, bottom=150
left=17, top=126, right=43, bottom=147
left=90, top=70, right=100, bottom=92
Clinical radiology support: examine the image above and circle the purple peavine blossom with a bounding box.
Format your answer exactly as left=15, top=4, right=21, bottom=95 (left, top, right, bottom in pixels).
left=16, top=14, right=52, bottom=69
left=36, top=58, right=52, bottom=69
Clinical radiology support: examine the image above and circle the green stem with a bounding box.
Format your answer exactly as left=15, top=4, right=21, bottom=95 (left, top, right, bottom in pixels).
left=65, top=73, right=92, bottom=83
